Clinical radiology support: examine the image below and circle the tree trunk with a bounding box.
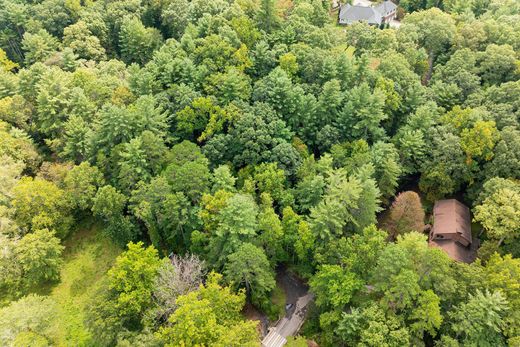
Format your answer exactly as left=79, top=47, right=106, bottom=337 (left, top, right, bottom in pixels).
left=497, top=235, right=505, bottom=247
left=422, top=51, right=435, bottom=86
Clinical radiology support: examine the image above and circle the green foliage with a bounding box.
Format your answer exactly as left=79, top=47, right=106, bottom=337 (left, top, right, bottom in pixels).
left=309, top=168, right=380, bottom=245
left=474, top=188, right=520, bottom=246
left=341, top=83, right=387, bottom=142
left=224, top=242, right=275, bottom=307
left=401, top=8, right=456, bottom=56
left=92, top=185, right=126, bottom=223
left=0, top=294, right=58, bottom=346
left=63, top=20, right=106, bottom=60
left=107, top=241, right=161, bottom=320
left=370, top=142, right=402, bottom=203
left=310, top=264, right=363, bottom=309
left=0, top=48, right=18, bottom=72
left=479, top=44, right=518, bottom=85
left=11, top=177, right=73, bottom=238
left=409, top=289, right=443, bottom=339
left=92, top=95, right=167, bottom=158
left=205, top=68, right=252, bottom=104
left=203, top=102, right=300, bottom=174
left=337, top=304, right=410, bottom=347
left=256, top=0, right=279, bottom=33
left=92, top=185, right=136, bottom=246
left=119, top=17, right=163, bottom=65
left=176, top=97, right=232, bottom=142
left=161, top=0, right=190, bottom=38
left=15, top=228, right=64, bottom=289
left=117, top=134, right=162, bottom=193
left=130, top=177, right=196, bottom=251
left=419, top=128, right=470, bottom=202
left=253, top=162, right=293, bottom=207
left=207, top=193, right=259, bottom=268
left=448, top=290, right=509, bottom=346
left=258, top=193, right=286, bottom=261
left=1, top=1, right=520, bottom=346
left=316, top=224, right=388, bottom=278
left=64, top=162, right=105, bottom=211
left=211, top=165, right=237, bottom=193
left=460, top=120, right=499, bottom=163
left=0, top=121, right=40, bottom=171
left=482, top=253, right=520, bottom=338
left=485, top=126, right=520, bottom=180
left=158, top=272, right=258, bottom=346
left=21, top=30, right=60, bottom=65
left=162, top=140, right=210, bottom=203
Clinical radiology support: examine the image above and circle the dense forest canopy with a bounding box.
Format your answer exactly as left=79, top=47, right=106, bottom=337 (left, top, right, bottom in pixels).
left=0, top=0, right=519, bottom=345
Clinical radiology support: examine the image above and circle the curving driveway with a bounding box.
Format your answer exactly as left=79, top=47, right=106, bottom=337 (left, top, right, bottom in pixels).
left=261, top=293, right=314, bottom=347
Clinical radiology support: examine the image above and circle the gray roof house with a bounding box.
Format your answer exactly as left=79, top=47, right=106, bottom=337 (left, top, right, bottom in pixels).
left=339, top=1, right=398, bottom=26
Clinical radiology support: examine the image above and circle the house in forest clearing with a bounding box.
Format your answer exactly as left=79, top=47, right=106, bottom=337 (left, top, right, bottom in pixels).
left=338, top=1, right=398, bottom=26
left=428, top=199, right=477, bottom=263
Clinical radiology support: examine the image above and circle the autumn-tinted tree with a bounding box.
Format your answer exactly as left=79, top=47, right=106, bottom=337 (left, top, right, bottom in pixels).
left=383, top=191, right=425, bottom=240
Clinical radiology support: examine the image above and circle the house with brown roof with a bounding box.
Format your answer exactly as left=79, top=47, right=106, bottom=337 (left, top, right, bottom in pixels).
left=428, top=199, right=477, bottom=263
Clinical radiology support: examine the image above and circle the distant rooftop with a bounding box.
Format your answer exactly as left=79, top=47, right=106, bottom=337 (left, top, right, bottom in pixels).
left=339, top=1, right=397, bottom=25
left=339, top=4, right=382, bottom=25
left=374, top=0, right=398, bottom=15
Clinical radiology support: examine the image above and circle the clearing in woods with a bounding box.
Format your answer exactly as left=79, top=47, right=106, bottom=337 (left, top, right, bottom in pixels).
left=46, top=222, right=121, bottom=345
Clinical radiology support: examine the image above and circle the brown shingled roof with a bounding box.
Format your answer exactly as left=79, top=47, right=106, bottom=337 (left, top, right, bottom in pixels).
left=429, top=199, right=477, bottom=263
left=431, top=199, right=472, bottom=246
left=429, top=239, right=477, bottom=263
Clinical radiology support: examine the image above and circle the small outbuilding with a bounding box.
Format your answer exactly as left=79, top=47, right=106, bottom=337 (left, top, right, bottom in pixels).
left=429, top=199, right=477, bottom=263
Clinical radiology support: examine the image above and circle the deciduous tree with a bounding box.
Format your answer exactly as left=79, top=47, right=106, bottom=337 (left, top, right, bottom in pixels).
left=224, top=242, right=275, bottom=307
left=64, top=162, right=105, bottom=211
left=474, top=188, right=520, bottom=246
left=158, top=272, right=258, bottom=346
left=383, top=191, right=425, bottom=240
left=107, top=242, right=162, bottom=320
left=15, top=228, right=63, bottom=288
left=448, top=290, right=509, bottom=346
left=0, top=295, right=58, bottom=346
left=11, top=177, right=73, bottom=238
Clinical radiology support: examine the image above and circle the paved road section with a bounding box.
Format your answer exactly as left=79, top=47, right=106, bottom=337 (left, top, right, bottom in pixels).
left=261, top=293, right=314, bottom=347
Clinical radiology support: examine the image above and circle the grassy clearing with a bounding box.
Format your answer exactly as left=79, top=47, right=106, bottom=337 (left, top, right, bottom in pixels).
left=48, top=222, right=121, bottom=346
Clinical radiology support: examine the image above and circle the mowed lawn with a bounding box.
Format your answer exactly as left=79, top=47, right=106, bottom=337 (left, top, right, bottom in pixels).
left=47, top=222, right=121, bottom=346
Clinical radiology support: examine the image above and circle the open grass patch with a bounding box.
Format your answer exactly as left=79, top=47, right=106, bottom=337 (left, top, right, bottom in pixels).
left=48, top=222, right=121, bottom=346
